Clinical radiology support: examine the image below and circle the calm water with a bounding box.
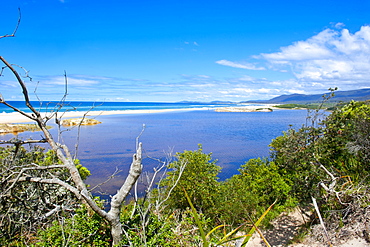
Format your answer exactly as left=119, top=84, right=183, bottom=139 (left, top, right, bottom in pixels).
left=2, top=108, right=309, bottom=195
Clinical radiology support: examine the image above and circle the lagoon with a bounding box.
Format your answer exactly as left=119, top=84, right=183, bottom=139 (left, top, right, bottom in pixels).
left=1, top=108, right=309, bottom=195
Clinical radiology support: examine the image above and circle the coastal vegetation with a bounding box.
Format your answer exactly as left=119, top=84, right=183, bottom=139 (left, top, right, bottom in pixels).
left=273, top=102, right=338, bottom=110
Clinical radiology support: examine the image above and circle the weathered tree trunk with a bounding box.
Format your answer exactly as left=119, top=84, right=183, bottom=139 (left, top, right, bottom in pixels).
left=107, top=143, right=143, bottom=246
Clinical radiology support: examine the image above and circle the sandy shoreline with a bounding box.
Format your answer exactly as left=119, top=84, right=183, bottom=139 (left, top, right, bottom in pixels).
left=0, top=108, right=207, bottom=124
left=0, top=104, right=278, bottom=124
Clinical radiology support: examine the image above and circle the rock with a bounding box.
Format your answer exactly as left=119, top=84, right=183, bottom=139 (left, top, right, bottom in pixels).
left=215, top=107, right=273, bottom=112
left=61, top=118, right=102, bottom=126
left=0, top=123, right=42, bottom=134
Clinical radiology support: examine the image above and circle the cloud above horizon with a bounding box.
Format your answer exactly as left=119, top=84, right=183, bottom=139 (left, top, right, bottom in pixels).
left=217, top=24, right=370, bottom=95
left=263, top=25, right=370, bottom=90
left=41, top=75, right=102, bottom=86
left=3, top=24, right=370, bottom=102
left=215, top=60, right=266, bottom=70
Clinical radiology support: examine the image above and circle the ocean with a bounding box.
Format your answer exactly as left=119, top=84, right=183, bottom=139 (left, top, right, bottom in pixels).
left=1, top=102, right=309, bottom=195
left=0, top=101, right=238, bottom=113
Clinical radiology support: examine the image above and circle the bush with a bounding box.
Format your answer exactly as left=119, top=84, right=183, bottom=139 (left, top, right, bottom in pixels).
left=159, top=145, right=221, bottom=217
left=0, top=143, right=92, bottom=245
left=217, top=158, right=296, bottom=226
left=319, top=100, right=370, bottom=176
left=270, top=100, right=370, bottom=203
left=119, top=202, right=201, bottom=246
left=36, top=201, right=111, bottom=246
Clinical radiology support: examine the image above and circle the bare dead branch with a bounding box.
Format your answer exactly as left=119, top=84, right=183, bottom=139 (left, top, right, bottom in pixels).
left=137, top=124, right=146, bottom=150
left=0, top=139, right=47, bottom=145
left=0, top=56, right=39, bottom=120
left=0, top=8, right=21, bottom=39
left=89, top=167, right=121, bottom=193
left=107, top=142, right=143, bottom=245
left=10, top=63, right=32, bottom=81
left=312, top=196, right=332, bottom=246
left=3, top=164, right=69, bottom=196
left=0, top=99, right=36, bottom=120
left=315, top=162, right=351, bottom=206
left=8, top=176, right=81, bottom=197
left=5, top=175, right=107, bottom=222
left=62, top=70, right=68, bottom=101
left=108, top=143, right=143, bottom=216
left=154, top=159, right=186, bottom=214
left=37, top=205, right=61, bottom=221
left=72, top=110, right=90, bottom=159
left=128, top=154, right=174, bottom=233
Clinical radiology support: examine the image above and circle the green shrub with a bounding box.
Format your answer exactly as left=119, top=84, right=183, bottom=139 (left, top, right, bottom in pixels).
left=36, top=201, right=111, bottom=246
left=120, top=202, right=198, bottom=246
left=159, top=145, right=221, bottom=217
left=0, top=144, right=92, bottom=245
left=218, top=158, right=296, bottom=226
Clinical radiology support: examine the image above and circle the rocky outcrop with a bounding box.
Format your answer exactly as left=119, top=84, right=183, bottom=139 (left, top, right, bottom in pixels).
left=215, top=107, right=273, bottom=112
left=61, top=118, right=102, bottom=126
left=0, top=123, right=43, bottom=134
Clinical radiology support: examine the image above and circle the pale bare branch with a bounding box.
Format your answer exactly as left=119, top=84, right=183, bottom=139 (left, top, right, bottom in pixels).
left=0, top=139, right=47, bottom=145
left=0, top=8, right=21, bottom=39
left=89, top=167, right=121, bottom=193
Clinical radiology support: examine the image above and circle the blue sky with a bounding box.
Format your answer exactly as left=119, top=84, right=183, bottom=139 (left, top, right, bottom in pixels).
left=1, top=0, right=370, bottom=102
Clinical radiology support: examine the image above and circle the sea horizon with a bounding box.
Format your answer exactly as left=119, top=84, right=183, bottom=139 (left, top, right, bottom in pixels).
left=0, top=100, right=271, bottom=114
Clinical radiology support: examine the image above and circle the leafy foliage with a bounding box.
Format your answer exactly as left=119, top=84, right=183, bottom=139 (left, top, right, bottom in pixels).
left=269, top=126, right=323, bottom=202
left=270, top=100, right=370, bottom=203
left=274, top=103, right=335, bottom=109
left=37, top=202, right=111, bottom=246
left=0, top=144, right=90, bottom=245
left=218, top=158, right=296, bottom=226
left=319, top=100, right=370, bottom=174
left=119, top=202, right=178, bottom=246
left=159, top=145, right=221, bottom=216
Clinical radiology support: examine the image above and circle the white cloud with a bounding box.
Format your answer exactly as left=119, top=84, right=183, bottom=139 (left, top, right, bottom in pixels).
left=184, top=41, right=199, bottom=46
left=333, top=22, right=345, bottom=29
left=238, top=75, right=255, bottom=81
left=42, top=75, right=100, bottom=86
left=215, top=60, right=266, bottom=70
left=232, top=88, right=254, bottom=93
left=261, top=29, right=336, bottom=61
left=259, top=24, right=370, bottom=91
left=0, top=80, right=18, bottom=88
left=287, top=89, right=305, bottom=94
left=258, top=88, right=276, bottom=93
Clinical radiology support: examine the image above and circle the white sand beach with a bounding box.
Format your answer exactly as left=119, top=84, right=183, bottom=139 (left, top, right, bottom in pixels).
left=0, top=108, right=204, bottom=124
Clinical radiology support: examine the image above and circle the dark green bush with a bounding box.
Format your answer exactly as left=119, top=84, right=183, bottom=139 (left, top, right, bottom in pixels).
left=217, top=158, right=296, bottom=226
left=37, top=202, right=111, bottom=246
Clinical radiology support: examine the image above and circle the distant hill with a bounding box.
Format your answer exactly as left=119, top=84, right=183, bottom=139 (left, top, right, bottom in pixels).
left=245, top=88, right=370, bottom=104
